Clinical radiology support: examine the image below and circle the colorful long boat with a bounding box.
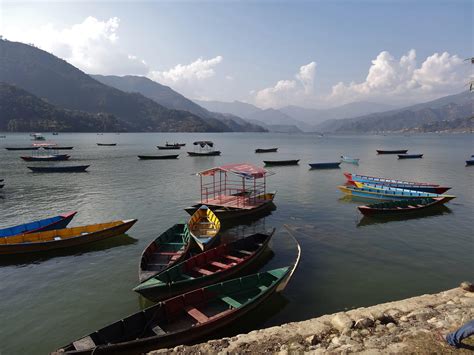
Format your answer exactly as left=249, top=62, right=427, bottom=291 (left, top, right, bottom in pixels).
left=338, top=182, right=455, bottom=201
left=134, top=230, right=274, bottom=302
left=345, top=179, right=451, bottom=194
left=0, top=212, right=77, bottom=238
left=0, top=219, right=136, bottom=255
left=139, top=224, right=191, bottom=282
left=57, top=266, right=296, bottom=354
left=357, top=197, right=453, bottom=216
left=344, top=172, right=440, bottom=187
left=188, top=206, right=221, bottom=251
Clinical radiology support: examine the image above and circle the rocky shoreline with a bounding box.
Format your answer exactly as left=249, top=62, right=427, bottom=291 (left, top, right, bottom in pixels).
left=150, top=282, right=474, bottom=354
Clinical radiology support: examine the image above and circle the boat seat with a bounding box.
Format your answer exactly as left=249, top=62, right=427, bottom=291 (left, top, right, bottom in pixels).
left=170, top=254, right=181, bottom=261
left=416, top=204, right=424, bottom=207
left=224, top=255, right=243, bottom=262
left=185, top=306, right=209, bottom=323
left=236, top=249, right=253, bottom=256
left=193, top=267, right=213, bottom=276
left=407, top=205, right=416, bottom=208
left=151, top=325, right=167, bottom=336
left=221, top=296, right=242, bottom=308
left=73, top=336, right=96, bottom=351
left=210, top=261, right=230, bottom=269
left=258, top=285, right=268, bottom=292
left=160, top=252, right=178, bottom=256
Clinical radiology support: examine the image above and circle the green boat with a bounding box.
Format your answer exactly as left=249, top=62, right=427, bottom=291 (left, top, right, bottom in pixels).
left=57, top=266, right=297, bottom=354
left=139, top=224, right=191, bottom=282
left=134, top=230, right=275, bottom=302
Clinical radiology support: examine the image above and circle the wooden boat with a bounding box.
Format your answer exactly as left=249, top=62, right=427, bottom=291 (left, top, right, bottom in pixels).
left=188, top=141, right=220, bottom=156
left=255, top=148, right=278, bottom=153
left=357, top=197, right=452, bottom=216
left=398, top=154, right=423, bottom=159
left=44, top=146, right=74, bottom=150
left=338, top=181, right=456, bottom=201
left=5, top=147, right=39, bottom=151
left=264, top=159, right=299, bottom=166
left=309, top=162, right=341, bottom=169
left=166, top=143, right=186, bottom=147
left=21, top=154, right=70, bottom=161
left=97, top=143, right=117, bottom=146
left=157, top=146, right=181, bottom=150
left=188, top=206, right=221, bottom=251
left=187, top=151, right=221, bottom=156
left=0, top=212, right=77, bottom=238
left=134, top=230, right=275, bottom=302
left=376, top=149, right=408, bottom=154
left=27, top=165, right=89, bottom=173
left=137, top=155, right=179, bottom=160
left=139, top=224, right=191, bottom=282
left=344, top=172, right=440, bottom=187
left=466, top=159, right=474, bottom=166
left=57, top=266, right=296, bottom=354
left=345, top=177, right=450, bottom=194
left=0, top=219, right=137, bottom=255
left=340, top=156, right=360, bottom=164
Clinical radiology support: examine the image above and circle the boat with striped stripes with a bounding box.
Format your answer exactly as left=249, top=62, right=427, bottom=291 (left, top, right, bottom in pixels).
left=344, top=172, right=440, bottom=187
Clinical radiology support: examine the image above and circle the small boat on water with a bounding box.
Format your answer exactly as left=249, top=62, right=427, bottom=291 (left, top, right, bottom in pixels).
left=398, top=154, right=423, bottom=159
left=344, top=173, right=440, bottom=187
left=340, top=156, right=360, bottom=164
left=27, top=165, right=89, bottom=173
left=0, top=212, right=77, bottom=238
left=0, top=219, right=137, bottom=255
left=97, top=143, right=117, bottom=146
left=188, top=141, right=221, bottom=156
left=188, top=206, right=221, bottom=251
left=309, top=162, right=341, bottom=169
left=139, top=224, right=191, bottom=283
left=466, top=159, right=474, bottom=166
left=52, top=132, right=59, bottom=135
left=44, top=146, right=73, bottom=150
left=166, top=142, right=186, bottom=147
left=157, top=145, right=181, bottom=150
left=57, top=266, right=297, bottom=354
left=255, top=148, right=278, bottom=153
left=5, top=147, right=39, bottom=151
left=264, top=159, right=299, bottom=166
left=134, top=230, right=275, bottom=302
left=31, top=133, right=45, bottom=141
left=376, top=149, right=408, bottom=154
left=357, top=197, right=453, bottom=216
left=21, top=154, right=70, bottom=161
left=345, top=175, right=450, bottom=194
left=138, top=155, right=179, bottom=160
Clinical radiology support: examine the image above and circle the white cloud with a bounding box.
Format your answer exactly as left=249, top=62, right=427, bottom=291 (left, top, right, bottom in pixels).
left=3, top=16, right=149, bottom=75
left=254, top=62, right=317, bottom=108
left=328, top=50, right=466, bottom=104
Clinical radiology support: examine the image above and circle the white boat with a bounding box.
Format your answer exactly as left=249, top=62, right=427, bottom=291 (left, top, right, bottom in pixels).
left=340, top=155, right=360, bottom=164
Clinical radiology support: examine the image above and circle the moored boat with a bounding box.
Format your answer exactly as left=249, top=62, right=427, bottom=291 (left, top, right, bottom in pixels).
left=376, top=149, right=408, bottom=154
left=5, top=147, right=39, bottom=151
left=21, top=154, right=70, bottom=161
left=97, top=143, right=117, bottom=146
left=139, top=224, right=191, bottom=282
left=137, top=155, right=179, bottom=160
left=344, top=172, right=440, bottom=187
left=466, top=159, right=474, bottom=166
left=345, top=177, right=450, bottom=194
left=166, top=142, right=186, bottom=147
left=188, top=141, right=221, bottom=156
left=340, top=156, right=360, bottom=164
left=0, top=219, right=137, bottom=255
left=309, top=162, right=341, bottom=169
left=255, top=148, right=278, bottom=153
left=157, top=145, right=181, bottom=150
left=0, top=212, right=77, bottom=238
left=27, top=165, right=89, bottom=173
left=44, top=146, right=74, bottom=150
left=188, top=206, right=221, bottom=251
left=398, top=154, right=423, bottom=159
left=134, top=230, right=275, bottom=302
left=264, top=159, right=299, bottom=166
left=187, top=150, right=221, bottom=156
left=358, top=197, right=453, bottom=216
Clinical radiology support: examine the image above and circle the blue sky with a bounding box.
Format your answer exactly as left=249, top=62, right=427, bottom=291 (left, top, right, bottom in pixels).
left=1, top=1, right=471, bottom=108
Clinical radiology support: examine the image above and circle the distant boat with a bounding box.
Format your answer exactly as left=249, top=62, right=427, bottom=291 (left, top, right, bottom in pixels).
left=255, top=148, right=278, bottom=153
left=27, top=165, right=89, bottom=173
left=398, top=154, right=423, bottom=159
left=97, top=143, right=116, bottom=146
left=376, top=149, right=408, bottom=154
left=165, top=142, right=186, bottom=147
left=21, top=154, right=70, bottom=162
left=188, top=205, right=221, bottom=251
left=157, top=145, right=181, bottom=150
left=309, top=162, right=341, bottom=169
left=44, top=146, right=73, bottom=150
left=340, top=156, right=360, bottom=164
left=264, top=159, right=299, bottom=166
left=5, top=147, right=39, bottom=151
left=357, top=197, right=452, bottom=216
left=137, top=155, right=179, bottom=160
left=188, top=150, right=221, bottom=156
left=0, top=219, right=137, bottom=255
left=0, top=212, right=77, bottom=238
left=188, top=141, right=221, bottom=156
left=0, top=135, right=6, bottom=138
left=31, top=133, right=45, bottom=141
left=466, top=159, right=474, bottom=166
left=52, top=132, right=59, bottom=135
left=344, top=173, right=440, bottom=187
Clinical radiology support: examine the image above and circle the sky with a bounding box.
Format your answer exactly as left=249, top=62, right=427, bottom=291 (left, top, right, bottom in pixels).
left=1, top=0, right=472, bottom=109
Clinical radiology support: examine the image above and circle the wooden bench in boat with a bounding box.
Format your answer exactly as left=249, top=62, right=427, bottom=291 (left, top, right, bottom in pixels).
left=210, top=261, right=231, bottom=269
left=151, top=324, right=167, bottom=336
left=224, top=255, right=243, bottom=262
left=185, top=306, right=209, bottom=323
left=236, top=249, right=253, bottom=256
left=221, top=296, right=241, bottom=308
left=193, top=267, right=213, bottom=275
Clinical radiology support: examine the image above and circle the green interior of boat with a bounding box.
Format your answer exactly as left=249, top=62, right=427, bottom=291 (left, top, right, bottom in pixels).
left=369, top=198, right=435, bottom=209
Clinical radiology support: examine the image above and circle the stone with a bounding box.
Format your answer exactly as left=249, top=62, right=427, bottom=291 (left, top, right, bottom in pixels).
left=386, top=322, right=396, bottom=329
left=386, top=309, right=401, bottom=318
left=305, top=335, right=321, bottom=346
left=406, top=307, right=438, bottom=321
left=459, top=297, right=474, bottom=307
left=399, top=316, right=408, bottom=322
left=460, top=281, right=474, bottom=292
left=331, top=313, right=354, bottom=332
left=354, top=317, right=375, bottom=329
left=360, top=329, right=370, bottom=336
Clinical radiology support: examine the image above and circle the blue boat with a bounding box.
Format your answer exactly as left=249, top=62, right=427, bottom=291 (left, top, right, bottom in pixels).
left=340, top=156, right=360, bottom=164
left=309, top=162, right=341, bottom=169
left=0, top=212, right=77, bottom=238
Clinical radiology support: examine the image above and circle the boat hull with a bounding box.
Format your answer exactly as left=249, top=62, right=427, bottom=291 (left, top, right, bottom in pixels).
left=27, top=165, right=89, bottom=173
left=338, top=185, right=455, bottom=201
left=5, top=147, right=39, bottom=151
left=264, top=160, right=299, bottom=166
left=398, top=154, right=423, bottom=159
left=466, top=160, right=474, bottom=166
left=358, top=197, right=451, bottom=216
left=187, top=151, right=221, bottom=156
left=137, top=155, right=179, bottom=160
left=309, top=162, right=341, bottom=169
left=376, top=150, right=408, bottom=154
left=21, top=154, right=70, bottom=161
left=157, top=146, right=181, bottom=150
left=344, top=172, right=439, bottom=187
left=44, top=146, right=74, bottom=150
left=97, top=143, right=116, bottom=146
left=255, top=148, right=278, bottom=153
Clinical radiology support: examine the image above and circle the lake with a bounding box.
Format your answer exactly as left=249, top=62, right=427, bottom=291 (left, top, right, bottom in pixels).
left=0, top=132, right=472, bottom=354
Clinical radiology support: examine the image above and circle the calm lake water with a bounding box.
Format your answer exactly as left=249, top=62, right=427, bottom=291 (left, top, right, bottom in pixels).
left=0, top=132, right=472, bottom=354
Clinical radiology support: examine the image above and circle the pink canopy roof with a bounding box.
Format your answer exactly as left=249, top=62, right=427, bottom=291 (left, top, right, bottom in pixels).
left=198, top=163, right=268, bottom=179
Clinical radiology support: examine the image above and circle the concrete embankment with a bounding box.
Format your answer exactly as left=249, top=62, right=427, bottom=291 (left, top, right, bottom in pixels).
left=150, top=282, right=474, bottom=354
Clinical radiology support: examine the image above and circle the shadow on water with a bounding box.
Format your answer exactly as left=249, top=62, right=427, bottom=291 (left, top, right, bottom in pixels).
left=0, top=234, right=138, bottom=266
left=357, top=205, right=452, bottom=227
left=220, top=203, right=277, bottom=230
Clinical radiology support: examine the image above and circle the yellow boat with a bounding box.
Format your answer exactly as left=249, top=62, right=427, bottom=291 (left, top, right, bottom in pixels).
left=0, top=219, right=137, bottom=255
left=188, top=205, right=221, bottom=251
